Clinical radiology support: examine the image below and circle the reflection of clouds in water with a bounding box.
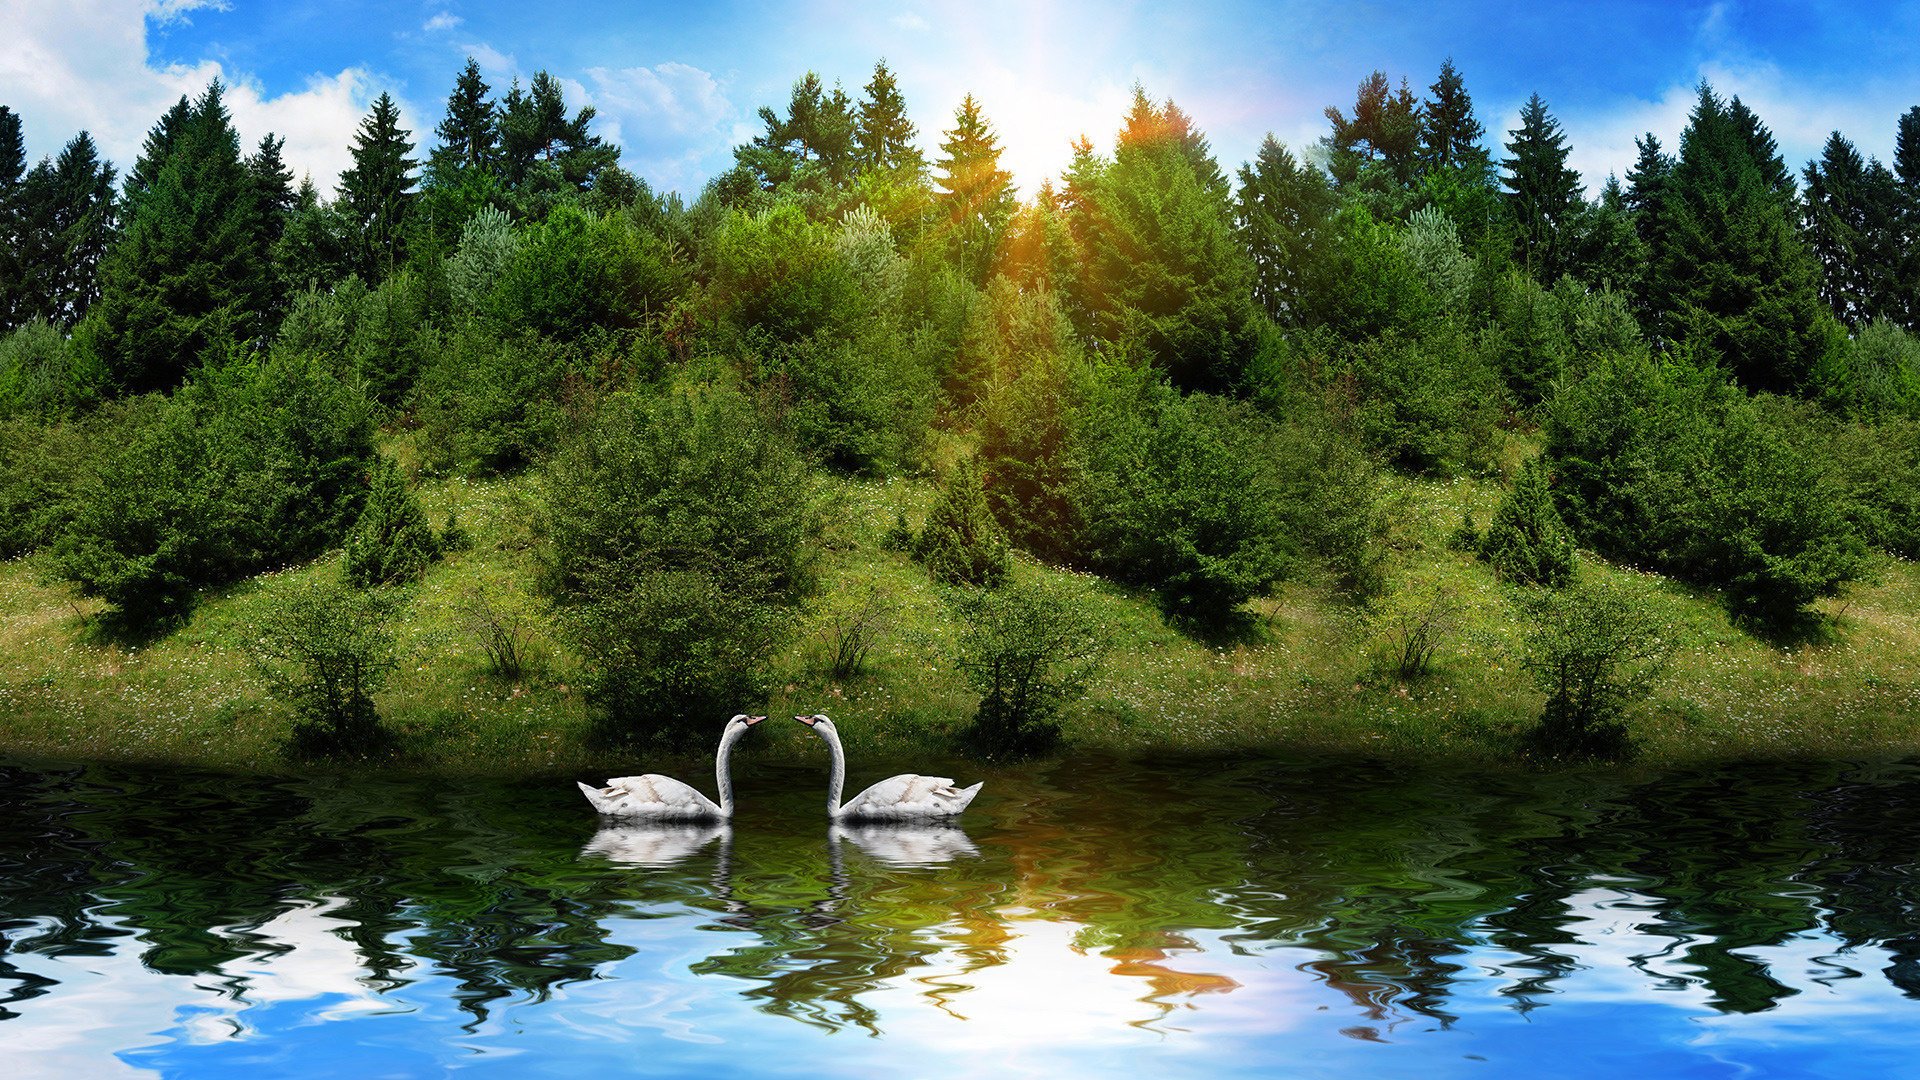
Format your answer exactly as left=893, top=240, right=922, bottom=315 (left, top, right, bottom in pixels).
left=0, top=898, right=387, bottom=1079
left=832, top=824, right=979, bottom=867
left=581, top=823, right=729, bottom=868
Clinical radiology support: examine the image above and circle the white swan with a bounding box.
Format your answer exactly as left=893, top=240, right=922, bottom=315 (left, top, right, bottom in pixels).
left=577, top=714, right=764, bottom=820
left=795, top=713, right=982, bottom=821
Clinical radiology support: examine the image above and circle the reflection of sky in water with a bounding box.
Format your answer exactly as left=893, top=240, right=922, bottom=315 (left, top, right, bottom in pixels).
left=5, top=758, right=1920, bottom=1078
left=0, top=886, right=1913, bottom=1079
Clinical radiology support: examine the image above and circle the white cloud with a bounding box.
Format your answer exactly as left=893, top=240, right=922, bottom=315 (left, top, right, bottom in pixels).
left=890, top=12, right=930, bottom=33
left=579, top=62, right=734, bottom=191
left=423, top=11, right=462, bottom=33
left=145, top=0, right=229, bottom=24
left=0, top=0, right=390, bottom=188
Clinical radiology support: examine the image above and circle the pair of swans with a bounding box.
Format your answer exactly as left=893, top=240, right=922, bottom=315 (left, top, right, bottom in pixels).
left=576, top=713, right=984, bottom=822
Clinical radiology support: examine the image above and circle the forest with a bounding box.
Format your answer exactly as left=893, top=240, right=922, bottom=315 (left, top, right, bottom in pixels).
left=0, top=56, right=1917, bottom=768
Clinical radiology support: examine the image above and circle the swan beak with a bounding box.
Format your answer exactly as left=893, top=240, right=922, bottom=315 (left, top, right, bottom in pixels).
left=794, top=714, right=818, bottom=726
left=744, top=715, right=767, bottom=726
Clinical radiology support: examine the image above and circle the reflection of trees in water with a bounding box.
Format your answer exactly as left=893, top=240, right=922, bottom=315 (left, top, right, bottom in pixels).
left=4, top=757, right=1920, bottom=1035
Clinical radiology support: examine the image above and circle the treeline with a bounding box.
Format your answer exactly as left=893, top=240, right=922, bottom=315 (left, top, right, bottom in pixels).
left=0, top=55, right=1916, bottom=755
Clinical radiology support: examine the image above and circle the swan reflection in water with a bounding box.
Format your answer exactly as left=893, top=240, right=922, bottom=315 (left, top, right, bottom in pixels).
left=831, top=823, right=980, bottom=867
left=580, top=822, right=731, bottom=868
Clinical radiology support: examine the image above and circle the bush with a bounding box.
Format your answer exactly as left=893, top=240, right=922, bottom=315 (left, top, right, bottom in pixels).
left=1810, top=320, right=1920, bottom=421
left=250, top=577, right=400, bottom=758
left=0, top=319, right=99, bottom=419
left=1339, top=324, right=1504, bottom=475
left=343, top=456, right=440, bottom=587
left=913, top=457, right=1010, bottom=587
left=542, top=380, right=820, bottom=745
left=1478, top=457, right=1576, bottom=587
left=1519, top=579, right=1675, bottom=760
left=53, top=355, right=374, bottom=624
left=0, top=413, right=109, bottom=556
left=953, top=581, right=1107, bottom=757
left=757, top=327, right=933, bottom=474
left=1546, top=353, right=1866, bottom=628
left=411, top=328, right=574, bottom=475
left=490, top=202, right=686, bottom=342
left=1366, top=583, right=1466, bottom=681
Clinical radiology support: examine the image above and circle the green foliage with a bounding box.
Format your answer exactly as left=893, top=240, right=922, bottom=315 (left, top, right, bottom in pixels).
left=53, top=354, right=375, bottom=623
left=337, top=93, right=418, bottom=281
left=412, top=328, right=574, bottom=475
left=1366, top=583, right=1466, bottom=681
left=542, top=381, right=820, bottom=745
left=1546, top=352, right=1867, bottom=627
left=1519, top=579, right=1675, bottom=760
left=490, top=202, right=685, bottom=341
left=0, top=411, right=108, bottom=556
left=445, top=205, right=519, bottom=317
left=1338, top=324, right=1505, bottom=475
left=0, top=318, right=99, bottom=418
left=1478, top=457, right=1576, bottom=587
left=343, top=456, right=440, bottom=587
left=953, top=580, right=1107, bottom=757
left=1075, top=90, right=1257, bottom=389
left=950, top=277, right=1076, bottom=407
left=1501, top=94, right=1583, bottom=283
left=913, top=457, right=1010, bottom=587
left=1811, top=320, right=1920, bottom=420
left=250, top=577, right=399, bottom=758
left=1481, top=270, right=1574, bottom=405
left=704, top=201, right=863, bottom=343
left=80, top=82, right=271, bottom=395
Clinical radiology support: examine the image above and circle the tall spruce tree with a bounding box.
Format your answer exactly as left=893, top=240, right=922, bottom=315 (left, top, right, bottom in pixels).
left=0, top=106, right=29, bottom=330
left=337, top=92, right=417, bottom=281
left=1323, top=71, right=1423, bottom=189
left=934, top=93, right=1014, bottom=281
left=431, top=57, right=498, bottom=178
left=1079, top=88, right=1255, bottom=388
left=1501, top=93, right=1583, bottom=283
left=855, top=60, right=923, bottom=177
left=1895, top=107, right=1920, bottom=331
left=498, top=71, right=618, bottom=196
left=1235, top=135, right=1333, bottom=322
left=1420, top=58, right=1490, bottom=175
left=80, top=80, right=269, bottom=394
left=1649, top=83, right=1829, bottom=391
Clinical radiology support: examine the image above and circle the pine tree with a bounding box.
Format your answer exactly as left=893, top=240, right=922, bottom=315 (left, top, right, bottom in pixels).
left=337, top=92, right=417, bottom=281
left=1650, top=83, right=1830, bottom=391
left=1479, top=456, right=1576, bottom=587
left=1323, top=71, right=1423, bottom=190
left=1080, top=90, right=1256, bottom=388
left=497, top=71, right=617, bottom=197
left=1420, top=58, right=1490, bottom=176
left=431, top=57, right=498, bottom=177
left=79, top=80, right=270, bottom=394
left=0, top=106, right=25, bottom=330
left=43, top=133, right=117, bottom=324
left=1235, top=135, right=1333, bottom=322
left=1501, top=93, right=1583, bottom=283
left=913, top=456, right=1010, bottom=587
left=934, top=93, right=1015, bottom=281
left=855, top=60, right=923, bottom=177
left=343, top=455, right=440, bottom=587
left=1895, top=107, right=1920, bottom=331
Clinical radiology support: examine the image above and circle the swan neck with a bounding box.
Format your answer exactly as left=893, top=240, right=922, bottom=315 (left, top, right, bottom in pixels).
left=714, top=724, right=743, bottom=816
left=822, top=725, right=846, bottom=818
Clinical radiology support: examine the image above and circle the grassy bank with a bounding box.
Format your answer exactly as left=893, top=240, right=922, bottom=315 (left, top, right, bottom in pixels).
left=2, top=444, right=1917, bottom=778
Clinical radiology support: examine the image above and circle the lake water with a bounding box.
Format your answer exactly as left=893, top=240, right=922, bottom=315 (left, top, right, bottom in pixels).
left=3, top=753, right=1919, bottom=1078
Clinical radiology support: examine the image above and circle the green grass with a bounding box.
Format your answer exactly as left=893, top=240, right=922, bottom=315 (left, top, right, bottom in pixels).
left=2, top=442, right=1917, bottom=776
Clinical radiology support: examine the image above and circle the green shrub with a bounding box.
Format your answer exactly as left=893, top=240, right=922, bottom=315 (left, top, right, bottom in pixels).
left=953, top=580, right=1107, bottom=757
left=0, top=319, right=99, bottom=419
left=1546, top=353, right=1866, bottom=628
left=250, top=577, right=400, bottom=758
left=412, top=328, right=573, bottom=475
left=542, top=380, right=820, bottom=745
left=0, top=413, right=109, bottom=556
left=53, top=355, right=374, bottom=624
left=703, top=201, right=865, bottom=345
left=1340, top=324, right=1504, bottom=475
left=490, top=202, right=686, bottom=342
left=343, top=457, right=440, bottom=587
left=1810, top=320, right=1920, bottom=421
left=1478, top=457, right=1577, bottom=587
left=757, top=327, right=933, bottom=474
left=348, top=270, right=437, bottom=407
left=1519, top=579, right=1675, bottom=760
left=913, top=457, right=1010, bottom=587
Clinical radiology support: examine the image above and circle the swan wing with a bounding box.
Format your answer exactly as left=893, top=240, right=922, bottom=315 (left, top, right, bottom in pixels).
left=841, top=774, right=983, bottom=820
left=581, top=774, right=723, bottom=819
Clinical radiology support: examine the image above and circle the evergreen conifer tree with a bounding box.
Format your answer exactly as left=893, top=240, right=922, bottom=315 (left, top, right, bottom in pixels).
left=337, top=93, right=417, bottom=281
left=1420, top=58, right=1490, bottom=176
left=934, top=93, right=1015, bottom=281
left=0, top=107, right=26, bottom=330
left=1479, top=456, right=1576, bottom=587
left=1235, top=135, right=1334, bottom=322
left=1501, top=93, right=1583, bottom=283
left=855, top=60, right=924, bottom=177
left=431, top=57, right=498, bottom=177
left=343, top=456, right=440, bottom=587
left=914, top=457, right=1011, bottom=587
left=79, top=80, right=270, bottom=394
left=1649, top=83, right=1829, bottom=391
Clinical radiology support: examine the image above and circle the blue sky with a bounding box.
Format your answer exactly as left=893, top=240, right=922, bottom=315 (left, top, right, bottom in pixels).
left=7, top=1, right=1920, bottom=198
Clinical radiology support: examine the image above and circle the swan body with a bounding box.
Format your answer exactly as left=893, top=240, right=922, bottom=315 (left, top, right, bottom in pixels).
left=796, top=714, right=982, bottom=821
left=578, top=714, right=763, bottom=820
